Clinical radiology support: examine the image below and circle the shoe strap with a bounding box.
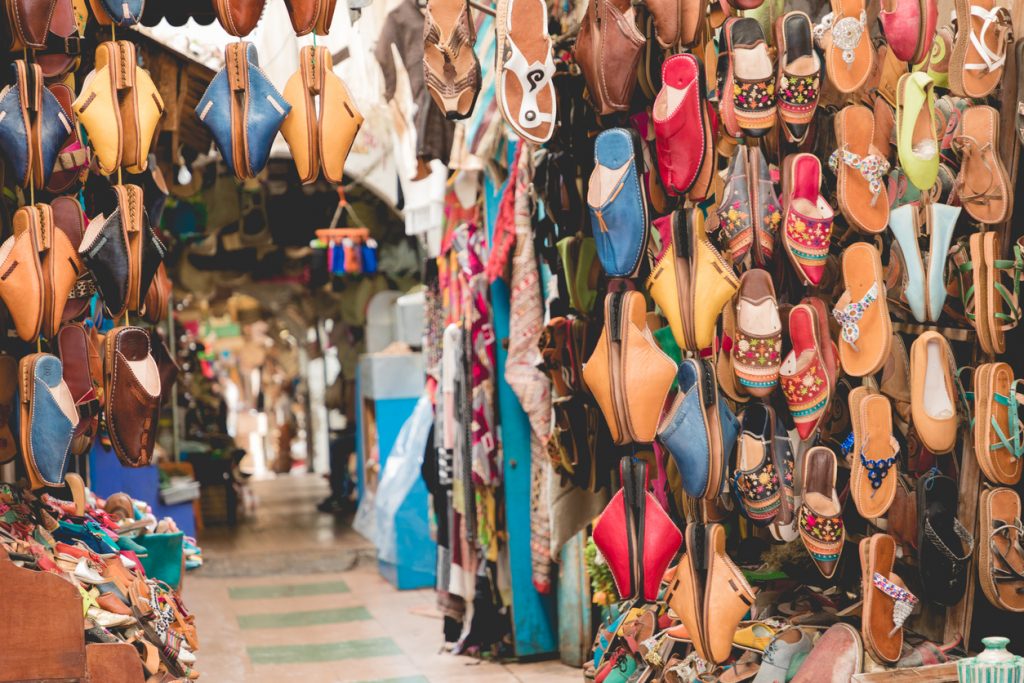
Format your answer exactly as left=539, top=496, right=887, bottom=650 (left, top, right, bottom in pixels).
left=859, top=435, right=899, bottom=491
left=832, top=281, right=879, bottom=350
left=923, top=515, right=975, bottom=564
left=872, top=572, right=917, bottom=634
left=829, top=146, right=890, bottom=203
left=964, top=5, right=1011, bottom=73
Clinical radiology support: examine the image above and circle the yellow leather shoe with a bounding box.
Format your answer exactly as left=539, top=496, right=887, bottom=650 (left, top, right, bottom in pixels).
left=281, top=45, right=363, bottom=185
left=73, top=41, right=164, bottom=176
left=733, top=621, right=778, bottom=651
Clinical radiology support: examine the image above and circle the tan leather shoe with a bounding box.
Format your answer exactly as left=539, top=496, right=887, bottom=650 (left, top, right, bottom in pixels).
left=36, top=202, right=84, bottom=340
left=666, top=525, right=709, bottom=661
left=0, top=206, right=45, bottom=342
left=281, top=45, right=363, bottom=185
left=704, top=523, right=756, bottom=664
left=909, top=331, right=958, bottom=454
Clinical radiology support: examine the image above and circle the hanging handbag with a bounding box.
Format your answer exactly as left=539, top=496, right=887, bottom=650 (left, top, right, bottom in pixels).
left=582, top=289, right=676, bottom=445
left=592, top=457, right=683, bottom=602
left=574, top=0, right=645, bottom=115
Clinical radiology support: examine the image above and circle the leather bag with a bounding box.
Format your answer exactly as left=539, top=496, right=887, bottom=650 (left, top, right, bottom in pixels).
left=582, top=289, right=676, bottom=445
left=196, top=42, right=291, bottom=180
left=213, top=0, right=266, bottom=37
left=281, top=45, right=363, bottom=185
left=592, top=457, right=682, bottom=602
left=285, top=0, right=338, bottom=36
left=575, top=0, right=645, bottom=115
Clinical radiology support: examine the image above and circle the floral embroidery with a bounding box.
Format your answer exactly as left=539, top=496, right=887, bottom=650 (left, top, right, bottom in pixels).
left=733, top=460, right=781, bottom=523
left=719, top=200, right=754, bottom=262
left=735, top=333, right=782, bottom=367
left=778, top=74, right=820, bottom=109
left=829, top=148, right=891, bottom=200
left=734, top=78, right=776, bottom=111
left=799, top=505, right=843, bottom=542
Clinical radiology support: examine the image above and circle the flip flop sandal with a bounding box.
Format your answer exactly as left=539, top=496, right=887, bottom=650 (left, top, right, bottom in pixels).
left=781, top=303, right=833, bottom=441
left=774, top=12, right=821, bottom=144
left=983, top=235, right=1024, bottom=355
left=495, top=0, right=557, bottom=143
left=909, top=332, right=958, bottom=454
left=953, top=105, right=1012, bottom=225
left=798, top=446, right=845, bottom=578
left=813, top=0, right=873, bottom=93
left=979, top=486, right=1024, bottom=612
left=831, top=105, right=890, bottom=234
left=833, top=242, right=891, bottom=377
left=860, top=533, right=917, bottom=665
left=781, top=153, right=833, bottom=286
left=916, top=470, right=974, bottom=605
left=733, top=268, right=782, bottom=397
left=895, top=72, right=939, bottom=192
left=948, top=0, right=1011, bottom=98
left=850, top=390, right=899, bottom=519
left=719, top=17, right=777, bottom=139
left=974, top=362, right=1024, bottom=486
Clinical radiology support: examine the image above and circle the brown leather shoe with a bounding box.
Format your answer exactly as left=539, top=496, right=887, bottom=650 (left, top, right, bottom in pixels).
left=285, top=0, right=338, bottom=36
left=52, top=195, right=94, bottom=323
left=103, top=327, right=161, bottom=467
left=704, top=523, right=756, bottom=664
left=56, top=322, right=103, bottom=456
left=37, top=202, right=84, bottom=340
left=0, top=354, right=16, bottom=463
left=0, top=206, right=45, bottom=342
left=213, top=0, right=267, bottom=37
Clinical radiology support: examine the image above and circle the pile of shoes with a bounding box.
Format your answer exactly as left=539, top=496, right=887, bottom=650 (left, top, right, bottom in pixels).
left=0, top=474, right=202, bottom=681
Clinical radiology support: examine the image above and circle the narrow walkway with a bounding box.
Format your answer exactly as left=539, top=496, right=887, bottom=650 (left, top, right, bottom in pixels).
left=185, top=475, right=579, bottom=682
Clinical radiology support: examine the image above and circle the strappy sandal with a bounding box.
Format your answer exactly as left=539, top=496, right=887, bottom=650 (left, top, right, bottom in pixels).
left=979, top=487, right=1024, bottom=612
left=917, top=470, right=974, bottom=605
left=813, top=0, right=873, bottom=93
left=495, top=0, right=556, bottom=143
left=973, top=363, right=1023, bottom=486
left=963, top=232, right=1024, bottom=355
left=423, top=0, right=481, bottom=120
left=860, top=533, right=917, bottom=665
left=948, top=0, right=1012, bottom=99
left=831, top=105, right=890, bottom=234
left=833, top=242, right=891, bottom=377
left=953, top=105, right=1012, bottom=225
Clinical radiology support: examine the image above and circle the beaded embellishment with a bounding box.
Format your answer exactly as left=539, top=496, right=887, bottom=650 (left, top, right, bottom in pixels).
left=833, top=282, right=879, bottom=350
left=829, top=148, right=891, bottom=204
left=872, top=572, right=918, bottom=635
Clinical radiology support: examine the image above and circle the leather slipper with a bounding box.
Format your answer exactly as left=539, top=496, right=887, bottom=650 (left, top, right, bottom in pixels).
left=791, top=622, right=863, bottom=683
left=850, top=389, right=899, bottom=519
left=979, top=487, right=1024, bottom=612
left=781, top=153, right=833, bottom=286
left=798, top=446, right=845, bottom=578
left=831, top=105, right=890, bottom=234
left=815, top=0, right=873, bottom=94
left=0, top=207, right=45, bottom=342
left=895, top=71, right=939, bottom=192
left=733, top=268, right=782, bottom=397
left=495, top=0, right=556, bottom=143
left=974, top=361, right=1022, bottom=485
left=916, top=469, right=973, bottom=605
left=780, top=302, right=834, bottom=441
left=833, top=242, right=891, bottom=377
left=719, top=17, right=777, bottom=139
left=948, top=0, right=1011, bottom=98
left=860, top=533, right=916, bottom=665
left=909, top=331, right=958, bottom=454
left=954, top=105, right=1012, bottom=225
left=774, top=11, right=821, bottom=144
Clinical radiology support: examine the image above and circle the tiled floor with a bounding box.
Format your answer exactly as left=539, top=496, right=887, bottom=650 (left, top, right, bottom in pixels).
left=184, top=474, right=580, bottom=682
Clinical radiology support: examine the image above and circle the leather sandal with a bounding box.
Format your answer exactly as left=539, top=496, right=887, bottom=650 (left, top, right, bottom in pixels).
left=917, top=470, right=974, bottom=605
left=953, top=105, right=1012, bottom=225
left=860, top=533, right=916, bottom=665
left=833, top=242, right=890, bottom=377
left=979, top=486, right=1024, bottom=612
left=850, top=388, right=899, bottom=519
left=799, top=446, right=845, bottom=578
left=814, top=0, right=873, bottom=93
left=909, top=332, right=958, bottom=454
left=774, top=11, right=821, bottom=144
left=495, top=0, right=556, bottom=142
left=781, top=153, right=832, bottom=286
left=963, top=232, right=1024, bottom=355
left=948, top=0, right=1011, bottom=98
left=732, top=268, right=782, bottom=397
left=973, top=362, right=1023, bottom=486
left=423, top=0, right=481, bottom=121
left=831, top=105, right=890, bottom=234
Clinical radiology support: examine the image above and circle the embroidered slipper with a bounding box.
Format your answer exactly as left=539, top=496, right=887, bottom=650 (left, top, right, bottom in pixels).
left=860, top=533, right=916, bottom=665
left=850, top=389, right=899, bottom=520
left=774, top=12, right=821, bottom=144
left=909, top=331, right=958, bottom=454
left=718, top=145, right=754, bottom=265
left=974, top=361, right=1023, bottom=486
left=833, top=242, right=891, bottom=377
left=733, top=404, right=782, bottom=525
left=717, top=300, right=750, bottom=404
left=749, top=145, right=782, bottom=267
left=799, top=446, right=844, bottom=578
left=733, top=268, right=782, bottom=397
left=495, top=0, right=556, bottom=143
left=423, top=0, right=481, bottom=120
left=948, top=0, right=1011, bottom=99
left=916, top=469, right=974, bottom=606
left=831, top=105, right=890, bottom=234
left=979, top=487, right=1024, bottom=612
left=814, top=0, right=873, bottom=94
left=781, top=153, right=833, bottom=286
left=895, top=71, right=939, bottom=192
left=781, top=302, right=834, bottom=441
left=719, top=17, right=777, bottom=139
left=954, top=105, right=1012, bottom=225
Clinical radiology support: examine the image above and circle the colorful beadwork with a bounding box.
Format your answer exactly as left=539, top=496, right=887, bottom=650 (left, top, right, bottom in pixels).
left=829, top=148, right=891, bottom=201
left=860, top=449, right=896, bottom=489
left=872, top=572, right=918, bottom=630
left=833, top=283, right=879, bottom=348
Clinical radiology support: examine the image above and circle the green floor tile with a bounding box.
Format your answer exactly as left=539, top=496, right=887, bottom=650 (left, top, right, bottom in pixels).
left=238, top=606, right=371, bottom=630
left=248, top=637, right=401, bottom=665
left=229, top=580, right=350, bottom=600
